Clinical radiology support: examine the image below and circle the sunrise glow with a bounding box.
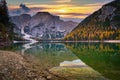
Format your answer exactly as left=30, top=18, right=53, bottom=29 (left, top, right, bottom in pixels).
left=7, top=0, right=114, bottom=22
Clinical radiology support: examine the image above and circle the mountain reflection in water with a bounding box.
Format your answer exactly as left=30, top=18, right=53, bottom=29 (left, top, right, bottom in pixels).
left=65, top=42, right=120, bottom=80
left=1, top=42, right=120, bottom=80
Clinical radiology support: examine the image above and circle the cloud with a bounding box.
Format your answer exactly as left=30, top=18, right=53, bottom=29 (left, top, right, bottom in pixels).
left=85, top=3, right=103, bottom=7
left=20, top=3, right=30, bottom=12
left=8, top=3, right=98, bottom=18
left=9, top=0, right=112, bottom=20
left=9, top=3, right=31, bottom=16
left=85, top=0, right=114, bottom=7
left=57, top=13, right=89, bottom=18
left=55, top=0, right=71, bottom=3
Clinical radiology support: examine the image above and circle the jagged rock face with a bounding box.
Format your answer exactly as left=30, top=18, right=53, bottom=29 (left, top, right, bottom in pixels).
left=99, top=0, right=120, bottom=29
left=11, top=12, right=78, bottom=39
left=65, top=0, right=120, bottom=40
left=11, top=14, right=31, bottom=28
left=99, top=6, right=116, bottom=21
left=11, top=14, right=31, bottom=35
left=29, top=12, right=60, bottom=37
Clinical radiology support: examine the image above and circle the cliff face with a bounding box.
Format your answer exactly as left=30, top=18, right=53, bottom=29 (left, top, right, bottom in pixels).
left=11, top=14, right=31, bottom=36
left=11, top=12, right=78, bottom=39
left=0, top=0, right=13, bottom=44
left=65, top=0, right=120, bottom=40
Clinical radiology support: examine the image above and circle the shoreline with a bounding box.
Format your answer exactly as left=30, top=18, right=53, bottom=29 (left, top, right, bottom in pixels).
left=63, top=40, right=120, bottom=43
left=24, top=40, right=120, bottom=43
left=0, top=41, right=12, bottom=47
left=0, top=50, right=66, bottom=80
left=12, top=40, right=120, bottom=44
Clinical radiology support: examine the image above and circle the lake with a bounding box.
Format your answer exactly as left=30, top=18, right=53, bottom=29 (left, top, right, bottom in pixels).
left=0, top=42, right=120, bottom=80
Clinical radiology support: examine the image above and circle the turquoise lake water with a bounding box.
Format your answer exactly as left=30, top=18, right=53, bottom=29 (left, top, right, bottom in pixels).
left=1, top=42, right=120, bottom=80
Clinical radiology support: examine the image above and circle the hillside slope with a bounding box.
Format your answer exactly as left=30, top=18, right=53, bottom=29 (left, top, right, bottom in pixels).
left=65, top=0, right=120, bottom=40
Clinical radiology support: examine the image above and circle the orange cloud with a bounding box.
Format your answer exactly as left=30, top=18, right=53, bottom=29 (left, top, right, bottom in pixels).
left=8, top=2, right=104, bottom=19
left=55, top=0, right=71, bottom=3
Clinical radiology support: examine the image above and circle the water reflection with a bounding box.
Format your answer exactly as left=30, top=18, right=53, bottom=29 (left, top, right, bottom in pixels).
left=60, top=59, right=86, bottom=67
left=21, top=41, right=37, bottom=54
left=0, top=42, right=119, bottom=80
left=20, top=43, right=80, bottom=68
left=65, top=42, right=120, bottom=80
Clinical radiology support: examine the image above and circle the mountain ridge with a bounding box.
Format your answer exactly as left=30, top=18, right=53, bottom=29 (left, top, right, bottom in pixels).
left=65, top=0, right=120, bottom=40
left=11, top=12, right=78, bottom=39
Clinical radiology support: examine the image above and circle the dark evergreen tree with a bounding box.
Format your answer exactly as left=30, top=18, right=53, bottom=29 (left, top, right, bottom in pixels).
left=0, top=0, right=14, bottom=43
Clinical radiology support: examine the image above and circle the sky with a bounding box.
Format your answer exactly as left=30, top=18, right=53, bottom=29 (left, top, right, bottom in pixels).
left=6, top=0, right=114, bottom=22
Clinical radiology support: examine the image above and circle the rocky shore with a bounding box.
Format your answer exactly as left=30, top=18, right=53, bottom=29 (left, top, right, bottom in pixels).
left=0, top=51, right=66, bottom=80
left=0, top=42, right=12, bottom=48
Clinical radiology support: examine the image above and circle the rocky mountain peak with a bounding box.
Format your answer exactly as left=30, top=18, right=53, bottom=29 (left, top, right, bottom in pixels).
left=36, top=12, right=50, bottom=15
left=11, top=12, right=78, bottom=39
left=65, top=0, right=120, bottom=40
left=34, top=12, right=60, bottom=20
